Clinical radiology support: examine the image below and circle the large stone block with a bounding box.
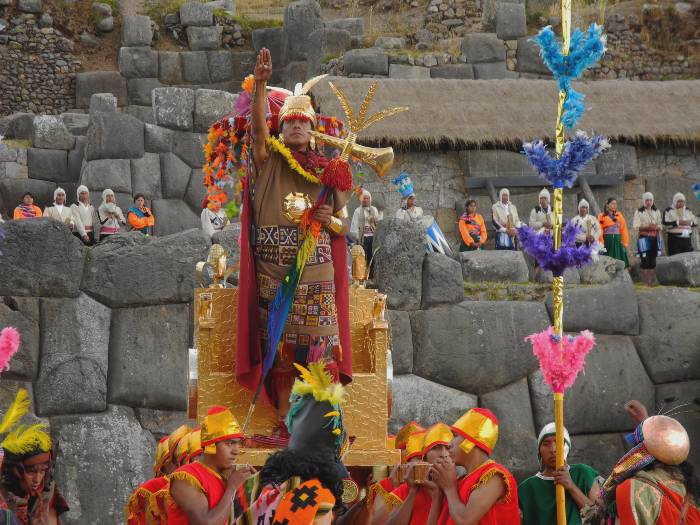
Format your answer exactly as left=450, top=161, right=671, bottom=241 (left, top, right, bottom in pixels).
left=389, top=374, right=478, bottom=433
left=131, top=153, right=162, bottom=199
left=422, top=253, right=464, bottom=307
left=89, top=93, right=118, bottom=114
left=81, top=229, right=210, bottom=307
left=530, top=335, right=655, bottom=434
left=0, top=162, right=28, bottom=180
left=181, top=51, right=212, bottom=83
left=481, top=378, right=538, bottom=480
left=173, top=132, right=207, bottom=168
left=61, top=113, right=90, bottom=136
left=284, top=0, right=324, bottom=61
left=389, top=64, right=431, bottom=79
left=459, top=250, right=529, bottom=282
left=51, top=405, right=154, bottom=525
left=145, top=124, right=174, bottom=153
left=206, top=50, right=234, bottom=83
left=35, top=293, right=110, bottom=415
left=655, top=380, right=700, bottom=466
left=0, top=297, right=40, bottom=380
left=151, top=199, right=200, bottom=236
left=81, top=158, right=132, bottom=193
left=127, top=78, right=164, bottom=106
left=413, top=301, right=548, bottom=393
left=32, top=115, right=75, bottom=150
left=118, top=46, right=159, bottom=79
left=124, top=105, right=156, bottom=125
left=8, top=113, right=36, bottom=140
left=27, top=148, right=70, bottom=182
left=430, top=64, right=475, bottom=79
left=387, top=309, right=413, bottom=375
left=194, top=89, right=237, bottom=133
left=567, top=433, right=627, bottom=480
left=121, top=15, right=152, bottom=46
left=496, top=3, right=527, bottom=40
left=159, top=52, right=185, bottom=85
left=108, top=304, right=189, bottom=409
left=326, top=17, right=364, bottom=37
left=633, top=287, right=700, bottom=382
left=595, top=144, right=638, bottom=180
left=306, top=27, right=352, bottom=76
left=153, top=87, right=196, bottom=131
left=67, top=137, right=86, bottom=184
left=474, top=61, right=513, bottom=79
left=656, top=252, right=700, bottom=286
left=184, top=168, right=208, bottom=212
left=545, top=282, right=639, bottom=335
left=343, top=48, right=389, bottom=76
left=179, top=1, right=214, bottom=26
left=0, top=179, right=55, bottom=211
left=252, top=27, right=288, bottom=69
left=86, top=112, right=145, bottom=160
left=230, top=51, right=256, bottom=80
left=0, top=219, right=84, bottom=297
left=187, top=25, right=222, bottom=51
left=481, top=0, right=524, bottom=28
left=374, top=218, right=425, bottom=310
left=76, top=71, right=128, bottom=109
left=578, top=255, right=630, bottom=284
left=134, top=408, right=190, bottom=439
left=461, top=33, right=505, bottom=63
left=160, top=152, right=191, bottom=199
left=517, top=37, right=551, bottom=75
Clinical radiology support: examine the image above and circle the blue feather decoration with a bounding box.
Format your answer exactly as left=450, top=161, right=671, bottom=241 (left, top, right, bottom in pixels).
left=532, top=24, right=606, bottom=128
left=523, top=131, right=610, bottom=189
left=517, top=221, right=593, bottom=277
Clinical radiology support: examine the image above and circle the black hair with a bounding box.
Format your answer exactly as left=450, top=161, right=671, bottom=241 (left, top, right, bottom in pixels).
left=465, top=199, right=476, bottom=209
left=22, top=192, right=34, bottom=199
left=260, top=448, right=344, bottom=509
left=133, top=193, right=146, bottom=202
left=1, top=450, right=54, bottom=498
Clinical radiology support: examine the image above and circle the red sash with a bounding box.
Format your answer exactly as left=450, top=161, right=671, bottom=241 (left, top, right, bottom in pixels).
left=167, top=463, right=227, bottom=524
left=125, top=477, right=168, bottom=525
left=438, top=461, right=519, bottom=525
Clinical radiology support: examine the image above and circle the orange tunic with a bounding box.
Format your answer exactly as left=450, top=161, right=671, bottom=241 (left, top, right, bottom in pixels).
left=597, top=211, right=629, bottom=247
left=437, top=461, right=520, bottom=525
left=128, top=206, right=155, bottom=231
left=167, top=462, right=227, bottom=525
left=459, top=213, right=488, bottom=247
left=387, top=482, right=435, bottom=525
left=125, top=477, right=168, bottom=525
left=13, top=205, right=42, bottom=219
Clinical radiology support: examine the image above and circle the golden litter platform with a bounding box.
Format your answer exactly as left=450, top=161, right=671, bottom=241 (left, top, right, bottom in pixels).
left=190, top=285, right=400, bottom=467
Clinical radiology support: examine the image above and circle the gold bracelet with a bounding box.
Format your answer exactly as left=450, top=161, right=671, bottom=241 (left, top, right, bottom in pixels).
left=334, top=206, right=349, bottom=219
left=327, top=216, right=344, bottom=235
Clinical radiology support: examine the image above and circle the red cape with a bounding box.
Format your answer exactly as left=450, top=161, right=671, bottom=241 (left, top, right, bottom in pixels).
left=235, top=187, right=352, bottom=402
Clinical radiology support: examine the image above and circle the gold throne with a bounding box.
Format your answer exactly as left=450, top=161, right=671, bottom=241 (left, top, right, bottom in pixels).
left=190, top=246, right=400, bottom=467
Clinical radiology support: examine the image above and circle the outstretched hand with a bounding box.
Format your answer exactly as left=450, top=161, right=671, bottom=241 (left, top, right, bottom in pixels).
left=254, top=48, right=272, bottom=82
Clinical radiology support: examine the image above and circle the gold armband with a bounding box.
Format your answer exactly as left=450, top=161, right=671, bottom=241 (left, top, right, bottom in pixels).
left=327, top=216, right=344, bottom=235
left=334, top=206, right=348, bottom=219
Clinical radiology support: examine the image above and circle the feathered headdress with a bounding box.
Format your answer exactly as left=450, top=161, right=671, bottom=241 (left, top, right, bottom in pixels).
left=0, top=388, right=52, bottom=456
left=0, top=327, right=21, bottom=375
left=517, top=220, right=593, bottom=276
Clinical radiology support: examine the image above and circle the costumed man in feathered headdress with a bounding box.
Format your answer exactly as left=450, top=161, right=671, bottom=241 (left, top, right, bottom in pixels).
left=0, top=390, right=68, bottom=525
left=166, top=407, right=254, bottom=525
left=234, top=363, right=349, bottom=524
left=236, top=48, right=353, bottom=438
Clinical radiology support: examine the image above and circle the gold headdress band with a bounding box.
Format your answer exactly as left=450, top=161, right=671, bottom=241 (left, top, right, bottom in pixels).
left=278, top=75, right=328, bottom=127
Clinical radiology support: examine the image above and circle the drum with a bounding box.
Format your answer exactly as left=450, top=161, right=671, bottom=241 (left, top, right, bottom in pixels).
left=425, top=218, right=453, bottom=257
left=637, top=236, right=654, bottom=256
left=496, top=231, right=515, bottom=250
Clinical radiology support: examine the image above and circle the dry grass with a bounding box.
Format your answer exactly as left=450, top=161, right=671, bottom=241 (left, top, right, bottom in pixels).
left=2, top=139, right=32, bottom=148
left=236, top=0, right=289, bottom=21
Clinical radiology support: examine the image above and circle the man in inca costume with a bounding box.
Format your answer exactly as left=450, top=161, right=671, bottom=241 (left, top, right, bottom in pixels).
left=236, top=48, right=353, bottom=436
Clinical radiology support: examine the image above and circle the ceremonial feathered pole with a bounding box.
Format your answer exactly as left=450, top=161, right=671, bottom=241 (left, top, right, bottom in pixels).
left=519, top=7, right=607, bottom=524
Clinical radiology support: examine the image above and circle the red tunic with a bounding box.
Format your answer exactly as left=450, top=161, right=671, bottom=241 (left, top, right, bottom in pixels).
left=389, top=482, right=435, bottom=525
left=437, top=461, right=520, bottom=525
left=167, top=462, right=227, bottom=524
left=125, top=477, right=168, bottom=525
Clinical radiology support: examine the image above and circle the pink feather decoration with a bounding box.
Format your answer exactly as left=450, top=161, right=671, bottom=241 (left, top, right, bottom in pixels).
left=0, top=327, right=21, bottom=373
left=525, top=326, right=595, bottom=393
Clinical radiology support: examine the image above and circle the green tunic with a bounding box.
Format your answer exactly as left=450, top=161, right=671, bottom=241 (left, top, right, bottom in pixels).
left=518, top=464, right=599, bottom=525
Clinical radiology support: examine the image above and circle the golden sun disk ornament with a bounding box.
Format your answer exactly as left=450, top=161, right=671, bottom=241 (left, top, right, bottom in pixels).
left=282, top=192, right=313, bottom=224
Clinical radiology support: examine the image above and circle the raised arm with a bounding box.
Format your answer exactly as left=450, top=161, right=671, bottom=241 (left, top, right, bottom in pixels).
left=252, top=48, right=272, bottom=171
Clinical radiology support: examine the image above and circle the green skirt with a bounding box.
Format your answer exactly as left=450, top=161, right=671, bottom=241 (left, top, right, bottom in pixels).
left=603, top=233, right=629, bottom=268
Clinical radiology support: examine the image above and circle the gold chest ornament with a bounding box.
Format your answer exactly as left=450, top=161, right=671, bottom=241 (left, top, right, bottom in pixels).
left=282, top=192, right=312, bottom=224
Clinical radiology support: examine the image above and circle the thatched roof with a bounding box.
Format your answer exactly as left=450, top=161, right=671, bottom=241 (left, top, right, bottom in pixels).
left=311, top=78, right=700, bottom=150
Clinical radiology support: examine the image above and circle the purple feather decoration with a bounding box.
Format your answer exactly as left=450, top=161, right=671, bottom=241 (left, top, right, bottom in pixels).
left=523, top=131, right=610, bottom=189
left=517, top=221, right=593, bottom=277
